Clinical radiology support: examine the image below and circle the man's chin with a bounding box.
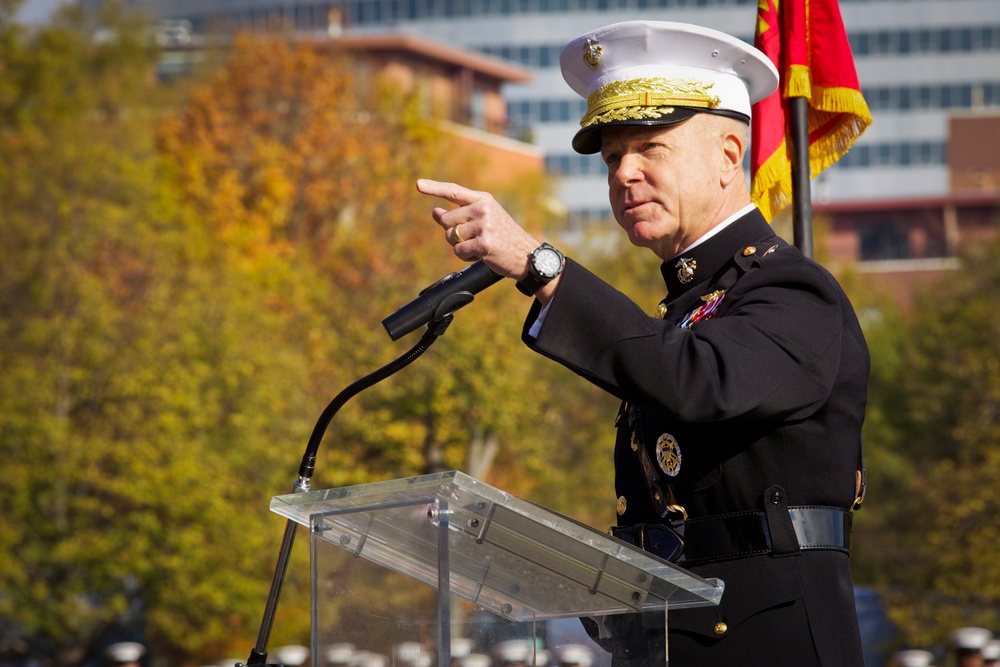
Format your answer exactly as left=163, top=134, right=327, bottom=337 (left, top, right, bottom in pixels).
left=625, top=220, right=657, bottom=244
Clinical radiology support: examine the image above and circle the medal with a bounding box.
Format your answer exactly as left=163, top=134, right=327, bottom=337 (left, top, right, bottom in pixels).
left=677, top=289, right=727, bottom=329
left=656, top=433, right=682, bottom=477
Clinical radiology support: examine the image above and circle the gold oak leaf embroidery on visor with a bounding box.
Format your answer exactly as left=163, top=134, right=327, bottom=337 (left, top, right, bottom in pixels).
left=582, top=77, right=721, bottom=128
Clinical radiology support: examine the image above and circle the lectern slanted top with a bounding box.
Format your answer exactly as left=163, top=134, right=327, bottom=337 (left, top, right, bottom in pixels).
left=271, top=470, right=722, bottom=622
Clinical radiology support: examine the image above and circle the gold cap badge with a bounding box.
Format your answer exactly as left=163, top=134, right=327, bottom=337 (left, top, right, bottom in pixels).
left=583, top=38, right=603, bottom=69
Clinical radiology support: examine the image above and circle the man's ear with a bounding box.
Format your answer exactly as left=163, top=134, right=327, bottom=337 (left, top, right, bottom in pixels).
left=720, top=124, right=747, bottom=187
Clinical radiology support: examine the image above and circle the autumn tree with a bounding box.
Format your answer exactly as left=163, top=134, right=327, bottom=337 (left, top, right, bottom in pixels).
left=0, top=7, right=320, bottom=664
left=154, top=33, right=613, bottom=505
left=1, top=7, right=630, bottom=663
left=853, top=229, right=1000, bottom=648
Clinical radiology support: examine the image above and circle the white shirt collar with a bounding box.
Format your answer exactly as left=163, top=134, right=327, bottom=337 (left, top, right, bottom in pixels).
left=677, top=203, right=758, bottom=255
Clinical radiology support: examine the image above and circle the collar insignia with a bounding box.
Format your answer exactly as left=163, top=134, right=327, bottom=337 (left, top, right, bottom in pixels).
left=675, top=257, right=697, bottom=284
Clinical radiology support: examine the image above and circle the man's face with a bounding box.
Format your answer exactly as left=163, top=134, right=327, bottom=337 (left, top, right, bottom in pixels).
left=957, top=650, right=985, bottom=667
left=600, top=115, right=735, bottom=260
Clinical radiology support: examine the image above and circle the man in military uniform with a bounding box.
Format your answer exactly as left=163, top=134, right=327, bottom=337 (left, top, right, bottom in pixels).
left=418, top=20, right=868, bottom=667
left=950, top=627, right=993, bottom=667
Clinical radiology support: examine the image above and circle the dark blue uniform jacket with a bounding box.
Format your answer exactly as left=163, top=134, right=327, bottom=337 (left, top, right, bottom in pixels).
left=522, top=209, right=869, bottom=666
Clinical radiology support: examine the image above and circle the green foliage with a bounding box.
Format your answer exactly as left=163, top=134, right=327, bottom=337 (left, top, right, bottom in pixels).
left=849, top=228, right=1000, bottom=650
left=0, top=11, right=316, bottom=664
left=10, top=9, right=998, bottom=659
left=0, top=14, right=621, bottom=665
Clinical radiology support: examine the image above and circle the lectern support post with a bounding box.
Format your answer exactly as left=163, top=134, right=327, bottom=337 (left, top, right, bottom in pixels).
left=432, top=499, right=452, bottom=667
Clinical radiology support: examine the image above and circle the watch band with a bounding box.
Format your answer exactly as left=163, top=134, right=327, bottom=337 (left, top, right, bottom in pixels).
left=516, top=243, right=564, bottom=296
left=515, top=272, right=548, bottom=297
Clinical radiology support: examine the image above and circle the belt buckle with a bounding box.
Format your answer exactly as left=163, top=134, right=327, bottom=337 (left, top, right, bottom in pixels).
left=643, top=523, right=685, bottom=563
left=609, top=524, right=652, bottom=550
left=636, top=524, right=652, bottom=552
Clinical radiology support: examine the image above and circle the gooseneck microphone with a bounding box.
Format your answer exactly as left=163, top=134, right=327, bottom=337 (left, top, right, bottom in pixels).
left=382, top=260, right=503, bottom=340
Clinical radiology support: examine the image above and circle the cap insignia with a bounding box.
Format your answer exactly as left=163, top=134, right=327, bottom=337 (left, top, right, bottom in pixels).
left=656, top=433, right=682, bottom=477
left=675, top=257, right=697, bottom=284
left=583, top=38, right=603, bottom=69
left=582, top=78, right=720, bottom=129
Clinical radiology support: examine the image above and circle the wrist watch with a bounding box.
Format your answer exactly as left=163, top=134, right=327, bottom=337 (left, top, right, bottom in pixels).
left=516, top=243, right=565, bottom=296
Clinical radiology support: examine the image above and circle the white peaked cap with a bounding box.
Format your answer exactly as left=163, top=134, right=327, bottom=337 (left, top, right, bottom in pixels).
left=103, top=643, right=146, bottom=663
left=493, top=639, right=532, bottom=663
left=460, top=655, right=491, bottom=667
left=560, top=20, right=779, bottom=154
left=893, top=649, right=935, bottom=667
left=950, top=627, right=993, bottom=650
left=552, top=644, right=593, bottom=667
left=325, top=643, right=355, bottom=665
left=274, top=645, right=309, bottom=667
left=451, top=638, right=474, bottom=659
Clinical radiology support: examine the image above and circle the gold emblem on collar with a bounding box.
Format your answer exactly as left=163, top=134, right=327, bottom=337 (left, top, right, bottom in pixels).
left=583, top=38, right=603, bottom=69
left=675, top=257, right=697, bottom=284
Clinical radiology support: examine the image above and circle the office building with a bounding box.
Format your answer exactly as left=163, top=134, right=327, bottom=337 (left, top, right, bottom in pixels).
left=89, top=0, right=1000, bottom=301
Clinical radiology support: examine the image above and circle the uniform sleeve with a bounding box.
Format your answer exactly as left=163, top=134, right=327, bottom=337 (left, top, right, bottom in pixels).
left=522, top=257, right=844, bottom=424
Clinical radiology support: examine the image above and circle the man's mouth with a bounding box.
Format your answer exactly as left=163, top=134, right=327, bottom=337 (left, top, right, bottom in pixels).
left=623, top=199, right=652, bottom=213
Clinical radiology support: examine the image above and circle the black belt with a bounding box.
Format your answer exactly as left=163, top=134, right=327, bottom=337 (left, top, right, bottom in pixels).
left=612, top=506, right=852, bottom=565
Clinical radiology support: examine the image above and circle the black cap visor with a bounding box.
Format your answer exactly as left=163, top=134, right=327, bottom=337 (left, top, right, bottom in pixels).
left=572, top=107, right=749, bottom=154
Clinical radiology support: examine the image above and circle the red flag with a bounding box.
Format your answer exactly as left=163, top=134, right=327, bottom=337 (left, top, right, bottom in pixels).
left=750, top=0, right=873, bottom=221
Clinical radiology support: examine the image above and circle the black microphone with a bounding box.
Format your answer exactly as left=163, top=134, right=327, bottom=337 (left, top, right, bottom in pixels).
left=382, top=260, right=503, bottom=340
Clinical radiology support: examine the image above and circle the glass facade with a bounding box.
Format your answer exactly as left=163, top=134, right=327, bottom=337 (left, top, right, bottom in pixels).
left=114, top=0, right=1000, bottom=220
left=478, top=25, right=1000, bottom=69
left=510, top=80, right=1000, bottom=129
left=335, top=0, right=755, bottom=25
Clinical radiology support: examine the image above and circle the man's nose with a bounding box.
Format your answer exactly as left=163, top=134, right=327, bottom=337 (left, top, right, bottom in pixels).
left=610, top=153, right=643, bottom=186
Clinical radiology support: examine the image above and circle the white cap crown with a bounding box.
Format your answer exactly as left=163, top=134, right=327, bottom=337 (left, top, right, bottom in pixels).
left=560, top=21, right=778, bottom=153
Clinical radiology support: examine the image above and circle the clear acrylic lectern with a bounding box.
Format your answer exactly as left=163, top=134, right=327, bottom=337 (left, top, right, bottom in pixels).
left=271, top=471, right=723, bottom=667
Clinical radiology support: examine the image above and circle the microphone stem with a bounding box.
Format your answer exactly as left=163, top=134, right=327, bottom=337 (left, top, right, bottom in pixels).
left=245, top=315, right=455, bottom=666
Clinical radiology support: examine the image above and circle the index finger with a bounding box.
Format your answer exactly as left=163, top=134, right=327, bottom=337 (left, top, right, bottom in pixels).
left=416, top=179, right=489, bottom=207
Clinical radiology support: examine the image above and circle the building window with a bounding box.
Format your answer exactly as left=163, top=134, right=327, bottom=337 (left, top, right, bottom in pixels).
left=859, top=223, right=910, bottom=261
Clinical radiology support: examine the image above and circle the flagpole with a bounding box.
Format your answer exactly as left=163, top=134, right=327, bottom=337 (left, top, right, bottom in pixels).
left=788, top=96, right=813, bottom=259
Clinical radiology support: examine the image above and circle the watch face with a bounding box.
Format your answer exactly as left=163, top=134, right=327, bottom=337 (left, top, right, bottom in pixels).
left=534, top=247, right=563, bottom=278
